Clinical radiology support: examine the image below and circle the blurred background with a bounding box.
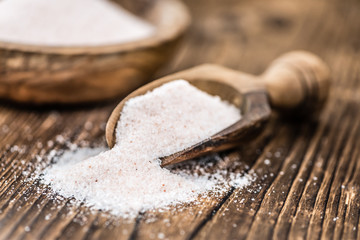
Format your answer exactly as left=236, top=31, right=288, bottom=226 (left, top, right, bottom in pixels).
left=0, top=0, right=359, bottom=239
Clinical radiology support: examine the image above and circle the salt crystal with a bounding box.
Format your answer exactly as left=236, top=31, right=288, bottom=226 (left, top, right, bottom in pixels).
left=0, top=0, right=155, bottom=46
left=2, top=125, right=9, bottom=134
left=11, top=145, right=19, bottom=152
left=49, top=150, right=57, bottom=158
left=47, top=141, right=54, bottom=148
left=42, top=80, right=252, bottom=218
left=36, top=142, right=43, bottom=149
left=316, top=161, right=322, bottom=167
left=55, top=135, right=65, bottom=144
left=84, top=121, right=93, bottom=131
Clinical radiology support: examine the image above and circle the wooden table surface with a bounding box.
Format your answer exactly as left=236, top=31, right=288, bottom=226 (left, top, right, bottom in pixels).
left=1, top=0, right=360, bottom=239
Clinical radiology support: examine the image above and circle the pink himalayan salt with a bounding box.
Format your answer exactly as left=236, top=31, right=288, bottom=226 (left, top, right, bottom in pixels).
left=42, top=80, right=250, bottom=218
left=0, top=0, right=155, bottom=46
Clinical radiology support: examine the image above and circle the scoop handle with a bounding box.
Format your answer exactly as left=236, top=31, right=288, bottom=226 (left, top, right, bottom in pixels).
left=260, top=51, right=330, bottom=114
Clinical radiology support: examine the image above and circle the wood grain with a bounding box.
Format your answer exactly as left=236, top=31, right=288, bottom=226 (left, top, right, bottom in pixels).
left=1, top=0, right=360, bottom=239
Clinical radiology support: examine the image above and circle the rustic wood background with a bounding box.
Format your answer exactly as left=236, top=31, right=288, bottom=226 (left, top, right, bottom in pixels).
left=1, top=0, right=360, bottom=239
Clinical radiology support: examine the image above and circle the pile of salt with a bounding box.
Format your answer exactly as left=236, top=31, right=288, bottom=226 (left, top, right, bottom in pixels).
left=42, top=80, right=251, bottom=218
left=0, top=0, right=155, bottom=46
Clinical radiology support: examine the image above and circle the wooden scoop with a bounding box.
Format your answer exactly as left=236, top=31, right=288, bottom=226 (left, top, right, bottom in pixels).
left=106, top=51, right=330, bottom=166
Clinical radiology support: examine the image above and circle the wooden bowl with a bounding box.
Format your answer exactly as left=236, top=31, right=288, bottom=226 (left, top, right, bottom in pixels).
left=0, top=0, right=190, bottom=104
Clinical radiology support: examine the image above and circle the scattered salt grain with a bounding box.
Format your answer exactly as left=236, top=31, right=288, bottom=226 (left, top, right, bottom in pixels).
left=84, top=121, right=93, bottom=131
left=36, top=142, right=43, bottom=149
left=55, top=135, right=66, bottom=144
left=42, top=80, right=252, bottom=218
left=47, top=141, right=54, bottom=148
left=0, top=0, right=155, bottom=46
left=157, top=233, right=165, bottom=239
left=274, top=151, right=281, bottom=158
left=10, top=145, right=19, bottom=152
left=2, top=125, right=9, bottom=134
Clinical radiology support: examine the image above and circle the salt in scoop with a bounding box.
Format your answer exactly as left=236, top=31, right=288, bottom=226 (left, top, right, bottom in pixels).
left=106, top=51, right=330, bottom=166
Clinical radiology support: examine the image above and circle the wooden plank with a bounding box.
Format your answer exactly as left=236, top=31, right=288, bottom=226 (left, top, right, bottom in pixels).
left=0, top=0, right=360, bottom=239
